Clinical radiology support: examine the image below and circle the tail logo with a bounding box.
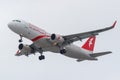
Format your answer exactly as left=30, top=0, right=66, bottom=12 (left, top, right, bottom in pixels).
left=89, top=38, right=93, bottom=47
left=82, top=36, right=96, bottom=51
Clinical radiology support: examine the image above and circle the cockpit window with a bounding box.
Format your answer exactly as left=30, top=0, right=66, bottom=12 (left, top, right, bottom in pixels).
left=12, top=20, right=21, bottom=22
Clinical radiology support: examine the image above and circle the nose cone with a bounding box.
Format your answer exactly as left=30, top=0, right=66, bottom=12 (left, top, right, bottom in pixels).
left=8, top=20, right=26, bottom=36
left=8, top=22, right=15, bottom=31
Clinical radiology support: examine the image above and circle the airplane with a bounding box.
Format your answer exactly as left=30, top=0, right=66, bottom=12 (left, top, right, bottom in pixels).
left=8, top=20, right=117, bottom=61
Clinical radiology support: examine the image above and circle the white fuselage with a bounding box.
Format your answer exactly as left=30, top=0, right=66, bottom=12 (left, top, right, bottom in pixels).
left=8, top=20, right=95, bottom=60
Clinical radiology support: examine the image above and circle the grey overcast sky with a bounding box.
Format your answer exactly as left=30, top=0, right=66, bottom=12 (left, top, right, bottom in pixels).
left=0, top=0, right=119, bottom=80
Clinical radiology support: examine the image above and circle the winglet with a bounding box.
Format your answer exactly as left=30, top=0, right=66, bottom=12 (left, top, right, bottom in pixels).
left=112, top=21, right=117, bottom=28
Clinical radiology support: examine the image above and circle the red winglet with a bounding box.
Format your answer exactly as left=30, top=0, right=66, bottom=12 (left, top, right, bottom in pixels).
left=112, top=21, right=117, bottom=28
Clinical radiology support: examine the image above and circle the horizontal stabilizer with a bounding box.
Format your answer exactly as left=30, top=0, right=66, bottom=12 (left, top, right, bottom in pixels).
left=90, top=51, right=112, bottom=57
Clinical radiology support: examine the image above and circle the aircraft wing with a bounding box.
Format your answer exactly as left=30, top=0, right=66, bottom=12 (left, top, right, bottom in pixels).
left=62, top=21, right=117, bottom=44
left=89, top=51, right=112, bottom=57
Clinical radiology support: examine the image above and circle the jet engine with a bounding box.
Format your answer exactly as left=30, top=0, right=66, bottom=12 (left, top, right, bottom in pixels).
left=50, top=33, right=64, bottom=45
left=18, top=44, right=34, bottom=55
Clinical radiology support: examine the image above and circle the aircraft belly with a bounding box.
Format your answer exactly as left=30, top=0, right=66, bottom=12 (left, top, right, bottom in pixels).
left=33, top=38, right=92, bottom=60
left=33, top=39, right=60, bottom=52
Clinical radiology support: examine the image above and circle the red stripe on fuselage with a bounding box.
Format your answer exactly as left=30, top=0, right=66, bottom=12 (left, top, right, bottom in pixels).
left=31, top=35, right=50, bottom=42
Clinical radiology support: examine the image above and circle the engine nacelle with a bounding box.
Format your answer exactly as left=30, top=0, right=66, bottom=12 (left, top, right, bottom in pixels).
left=18, top=44, right=32, bottom=54
left=50, top=33, right=64, bottom=45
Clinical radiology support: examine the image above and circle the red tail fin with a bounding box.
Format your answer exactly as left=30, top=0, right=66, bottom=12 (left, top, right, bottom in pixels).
left=82, top=36, right=96, bottom=51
